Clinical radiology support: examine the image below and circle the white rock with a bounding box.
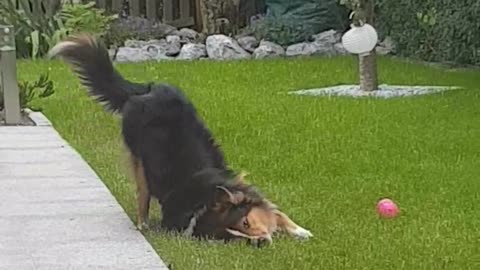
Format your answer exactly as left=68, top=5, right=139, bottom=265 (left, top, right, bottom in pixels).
left=124, top=39, right=148, bottom=48
left=376, top=36, right=395, bottom=55
left=237, top=36, right=259, bottom=53
left=165, top=35, right=181, bottom=56
left=205, top=35, right=251, bottom=60
left=334, top=43, right=348, bottom=55
left=312, top=29, right=341, bottom=44
left=115, top=47, right=152, bottom=62
left=286, top=42, right=318, bottom=57
left=253, top=41, right=285, bottom=59
left=286, top=41, right=337, bottom=57
left=178, top=43, right=207, bottom=60
left=178, top=28, right=200, bottom=43
left=141, top=44, right=174, bottom=61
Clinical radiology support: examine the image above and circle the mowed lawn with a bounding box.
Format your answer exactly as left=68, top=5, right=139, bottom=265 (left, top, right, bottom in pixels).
left=18, top=56, right=480, bottom=270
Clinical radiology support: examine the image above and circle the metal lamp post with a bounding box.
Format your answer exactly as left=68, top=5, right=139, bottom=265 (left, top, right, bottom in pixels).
left=0, top=24, right=21, bottom=125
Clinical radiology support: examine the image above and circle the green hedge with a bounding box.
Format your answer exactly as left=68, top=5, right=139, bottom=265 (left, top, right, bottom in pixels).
left=376, top=0, right=480, bottom=66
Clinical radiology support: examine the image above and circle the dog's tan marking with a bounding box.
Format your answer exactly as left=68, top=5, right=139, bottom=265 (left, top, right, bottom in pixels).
left=228, top=206, right=276, bottom=243
left=129, top=153, right=151, bottom=231
left=274, top=209, right=313, bottom=239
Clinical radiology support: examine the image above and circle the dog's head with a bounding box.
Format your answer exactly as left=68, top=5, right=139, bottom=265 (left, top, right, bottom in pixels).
left=194, top=170, right=280, bottom=245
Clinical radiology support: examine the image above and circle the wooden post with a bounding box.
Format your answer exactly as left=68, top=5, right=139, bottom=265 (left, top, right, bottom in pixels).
left=0, top=25, right=21, bottom=124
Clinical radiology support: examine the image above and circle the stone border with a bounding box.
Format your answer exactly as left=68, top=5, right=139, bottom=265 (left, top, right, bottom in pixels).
left=289, top=84, right=462, bottom=99
left=24, top=108, right=53, bottom=127
left=111, top=28, right=394, bottom=63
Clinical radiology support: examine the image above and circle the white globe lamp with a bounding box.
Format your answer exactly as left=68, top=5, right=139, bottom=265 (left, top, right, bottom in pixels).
left=341, top=23, right=378, bottom=56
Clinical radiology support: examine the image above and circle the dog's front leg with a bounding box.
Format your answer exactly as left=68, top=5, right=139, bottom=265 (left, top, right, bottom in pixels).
left=131, top=157, right=151, bottom=231
left=274, top=210, right=313, bottom=240
left=136, top=182, right=151, bottom=231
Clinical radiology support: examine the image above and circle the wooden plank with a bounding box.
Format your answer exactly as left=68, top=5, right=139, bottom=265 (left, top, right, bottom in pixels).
left=97, top=0, right=107, bottom=10
left=146, top=0, right=157, bottom=20
left=130, top=0, right=141, bottom=16
left=194, top=0, right=202, bottom=31
left=179, top=0, right=190, bottom=19
left=163, top=0, right=173, bottom=21
left=111, top=0, right=122, bottom=12
left=167, top=16, right=194, bottom=28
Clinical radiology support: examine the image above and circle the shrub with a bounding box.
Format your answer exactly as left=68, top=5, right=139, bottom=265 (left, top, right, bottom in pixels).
left=248, top=0, right=348, bottom=47
left=376, top=0, right=480, bottom=66
left=0, top=73, right=55, bottom=111
left=104, top=16, right=177, bottom=48
left=0, top=1, right=116, bottom=59
left=60, top=2, right=117, bottom=38
left=248, top=17, right=316, bottom=46
left=0, top=0, right=65, bottom=58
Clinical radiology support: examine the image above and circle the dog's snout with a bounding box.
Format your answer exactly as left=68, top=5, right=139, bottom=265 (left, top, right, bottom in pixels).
left=260, top=234, right=272, bottom=243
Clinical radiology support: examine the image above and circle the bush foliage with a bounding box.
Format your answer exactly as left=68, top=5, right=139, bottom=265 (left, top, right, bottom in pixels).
left=0, top=73, right=55, bottom=111
left=376, top=0, right=480, bottom=66
left=0, top=1, right=116, bottom=59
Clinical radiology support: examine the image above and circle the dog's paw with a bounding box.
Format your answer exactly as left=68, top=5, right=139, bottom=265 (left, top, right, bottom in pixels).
left=248, top=238, right=271, bottom=248
left=292, top=226, right=313, bottom=240
left=136, top=222, right=149, bottom=231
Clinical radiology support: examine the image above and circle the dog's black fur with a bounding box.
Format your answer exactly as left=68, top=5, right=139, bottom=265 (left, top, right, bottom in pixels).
left=50, top=34, right=267, bottom=240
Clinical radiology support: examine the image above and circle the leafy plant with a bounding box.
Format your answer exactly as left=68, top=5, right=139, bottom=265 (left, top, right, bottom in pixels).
left=0, top=73, right=55, bottom=111
left=376, top=0, right=480, bottom=66
left=60, top=2, right=117, bottom=37
left=248, top=17, right=315, bottom=46
left=0, top=0, right=65, bottom=58
left=17, top=73, right=55, bottom=110
left=0, top=1, right=117, bottom=59
left=104, top=16, right=177, bottom=48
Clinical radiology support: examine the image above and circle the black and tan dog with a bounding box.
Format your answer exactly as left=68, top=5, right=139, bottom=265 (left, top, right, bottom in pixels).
left=49, top=34, right=312, bottom=245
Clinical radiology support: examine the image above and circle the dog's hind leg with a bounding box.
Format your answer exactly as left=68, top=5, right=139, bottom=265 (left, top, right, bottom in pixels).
left=274, top=210, right=313, bottom=240
left=129, top=154, right=151, bottom=231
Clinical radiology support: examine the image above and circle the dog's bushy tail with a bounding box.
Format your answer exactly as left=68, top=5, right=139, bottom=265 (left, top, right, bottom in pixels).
left=49, top=33, right=148, bottom=113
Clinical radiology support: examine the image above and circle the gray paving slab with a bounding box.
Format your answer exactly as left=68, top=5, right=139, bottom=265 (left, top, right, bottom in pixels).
left=0, top=112, right=168, bottom=270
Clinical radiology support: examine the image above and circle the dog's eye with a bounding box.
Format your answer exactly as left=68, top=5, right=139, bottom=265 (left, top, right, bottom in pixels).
left=243, top=219, right=250, bottom=229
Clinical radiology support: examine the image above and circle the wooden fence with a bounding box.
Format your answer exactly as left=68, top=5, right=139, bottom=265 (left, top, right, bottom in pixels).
left=95, top=0, right=195, bottom=28
left=8, top=0, right=265, bottom=34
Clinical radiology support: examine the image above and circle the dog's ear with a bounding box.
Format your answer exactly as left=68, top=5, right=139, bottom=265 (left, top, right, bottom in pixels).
left=215, top=186, right=244, bottom=205
left=262, top=199, right=278, bottom=210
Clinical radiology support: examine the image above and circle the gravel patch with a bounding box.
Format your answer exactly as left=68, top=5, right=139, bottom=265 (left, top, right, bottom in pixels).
left=289, top=84, right=461, bottom=98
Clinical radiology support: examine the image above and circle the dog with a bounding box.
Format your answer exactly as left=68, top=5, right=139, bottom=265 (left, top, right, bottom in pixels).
left=49, top=33, right=313, bottom=246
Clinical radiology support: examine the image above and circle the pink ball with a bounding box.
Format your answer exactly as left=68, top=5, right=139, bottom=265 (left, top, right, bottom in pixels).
left=376, top=198, right=399, bottom=218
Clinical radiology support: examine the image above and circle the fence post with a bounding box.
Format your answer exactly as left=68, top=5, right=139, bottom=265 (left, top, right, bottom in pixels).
left=0, top=25, right=21, bottom=125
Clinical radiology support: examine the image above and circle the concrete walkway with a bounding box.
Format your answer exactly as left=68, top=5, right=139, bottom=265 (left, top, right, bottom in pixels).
left=0, top=111, right=168, bottom=270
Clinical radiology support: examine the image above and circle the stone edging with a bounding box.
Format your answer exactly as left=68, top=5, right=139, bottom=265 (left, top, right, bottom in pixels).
left=24, top=108, right=53, bottom=127
left=111, top=28, right=395, bottom=63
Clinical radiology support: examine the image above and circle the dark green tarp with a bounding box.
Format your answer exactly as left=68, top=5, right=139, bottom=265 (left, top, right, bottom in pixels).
left=265, top=0, right=348, bottom=34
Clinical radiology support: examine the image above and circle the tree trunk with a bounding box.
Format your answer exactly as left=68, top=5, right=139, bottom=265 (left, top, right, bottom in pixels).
left=359, top=51, right=378, bottom=91
left=358, top=0, right=378, bottom=91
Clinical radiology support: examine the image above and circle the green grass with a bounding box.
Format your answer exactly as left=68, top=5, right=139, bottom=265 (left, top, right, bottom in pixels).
left=19, top=56, right=480, bottom=270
